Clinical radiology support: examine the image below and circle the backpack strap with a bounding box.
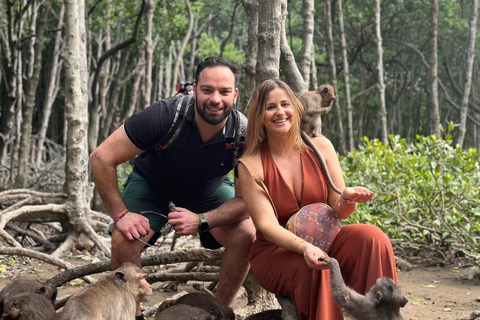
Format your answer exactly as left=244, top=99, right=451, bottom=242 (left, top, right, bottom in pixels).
left=225, top=111, right=247, bottom=166
left=153, top=95, right=193, bottom=151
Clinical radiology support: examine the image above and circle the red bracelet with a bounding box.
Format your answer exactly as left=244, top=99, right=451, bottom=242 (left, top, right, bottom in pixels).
left=113, top=209, right=129, bottom=223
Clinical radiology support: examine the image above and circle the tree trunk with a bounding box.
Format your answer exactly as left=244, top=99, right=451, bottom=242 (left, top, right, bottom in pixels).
left=336, top=0, right=353, bottom=152
left=165, top=44, right=173, bottom=98
left=125, top=55, right=146, bottom=119
left=62, top=0, right=109, bottom=258
left=405, top=60, right=417, bottom=142
left=219, top=2, right=239, bottom=58
left=299, top=0, right=314, bottom=88
left=99, top=50, right=131, bottom=142
left=170, top=0, right=193, bottom=96
left=455, top=0, right=478, bottom=147
left=187, top=18, right=198, bottom=82
left=15, top=0, right=54, bottom=188
left=156, top=51, right=165, bottom=101
left=374, top=0, right=388, bottom=145
left=256, top=0, right=283, bottom=84
left=280, top=1, right=307, bottom=95
left=241, top=0, right=258, bottom=113
left=427, top=0, right=440, bottom=137
left=99, top=1, right=112, bottom=135
left=0, top=2, right=20, bottom=167
left=324, top=0, right=346, bottom=154
left=309, top=45, right=318, bottom=90
left=36, top=3, right=65, bottom=167
left=144, top=0, right=155, bottom=107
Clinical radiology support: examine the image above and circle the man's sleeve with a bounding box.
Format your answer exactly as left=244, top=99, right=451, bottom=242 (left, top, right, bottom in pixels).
left=123, top=99, right=173, bottom=151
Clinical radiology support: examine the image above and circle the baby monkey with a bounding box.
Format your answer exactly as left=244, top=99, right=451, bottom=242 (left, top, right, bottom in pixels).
left=320, top=257, right=408, bottom=320
left=298, top=84, right=336, bottom=137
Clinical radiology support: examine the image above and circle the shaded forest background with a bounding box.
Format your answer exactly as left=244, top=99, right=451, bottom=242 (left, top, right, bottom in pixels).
left=0, top=0, right=478, bottom=263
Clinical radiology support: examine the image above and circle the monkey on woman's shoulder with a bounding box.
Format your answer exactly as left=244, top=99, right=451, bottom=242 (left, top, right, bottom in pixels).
left=298, top=84, right=336, bottom=137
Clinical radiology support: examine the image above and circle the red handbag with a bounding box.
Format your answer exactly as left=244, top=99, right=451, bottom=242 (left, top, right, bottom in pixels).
left=285, top=203, right=341, bottom=252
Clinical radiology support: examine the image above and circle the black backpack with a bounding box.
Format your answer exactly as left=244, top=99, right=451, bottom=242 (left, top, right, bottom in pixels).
left=152, top=93, right=247, bottom=166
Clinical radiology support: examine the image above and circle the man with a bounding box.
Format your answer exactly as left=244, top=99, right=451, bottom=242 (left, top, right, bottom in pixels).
left=90, top=57, right=255, bottom=320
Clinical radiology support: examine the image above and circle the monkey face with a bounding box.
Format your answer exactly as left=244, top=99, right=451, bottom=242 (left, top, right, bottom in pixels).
left=263, top=88, right=295, bottom=136
left=372, top=277, right=408, bottom=309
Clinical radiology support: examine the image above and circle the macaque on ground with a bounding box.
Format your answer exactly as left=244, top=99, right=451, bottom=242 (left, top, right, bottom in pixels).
left=155, top=292, right=235, bottom=320
left=298, top=84, right=336, bottom=137
left=59, top=262, right=152, bottom=320
left=1, top=292, right=55, bottom=320
left=0, top=280, right=57, bottom=313
left=320, top=257, right=408, bottom=320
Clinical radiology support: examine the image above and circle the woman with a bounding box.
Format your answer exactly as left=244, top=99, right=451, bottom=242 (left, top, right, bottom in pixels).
left=238, top=79, right=397, bottom=320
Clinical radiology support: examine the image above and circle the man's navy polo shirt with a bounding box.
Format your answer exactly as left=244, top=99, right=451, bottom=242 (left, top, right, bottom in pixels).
left=124, top=96, right=243, bottom=202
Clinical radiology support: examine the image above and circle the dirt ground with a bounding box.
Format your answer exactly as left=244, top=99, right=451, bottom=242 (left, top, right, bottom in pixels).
left=0, top=252, right=479, bottom=320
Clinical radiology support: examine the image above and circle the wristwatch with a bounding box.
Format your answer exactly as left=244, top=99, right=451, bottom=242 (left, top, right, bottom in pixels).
left=198, top=213, right=210, bottom=233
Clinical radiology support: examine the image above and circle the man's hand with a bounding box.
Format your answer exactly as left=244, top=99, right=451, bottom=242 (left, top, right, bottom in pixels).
left=167, top=207, right=201, bottom=236
left=115, top=212, right=151, bottom=240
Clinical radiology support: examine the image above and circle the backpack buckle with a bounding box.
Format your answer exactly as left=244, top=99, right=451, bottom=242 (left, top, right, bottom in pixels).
left=225, top=141, right=246, bottom=150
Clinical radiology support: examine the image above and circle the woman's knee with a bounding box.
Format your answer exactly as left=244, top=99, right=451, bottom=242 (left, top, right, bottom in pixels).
left=340, top=224, right=393, bottom=249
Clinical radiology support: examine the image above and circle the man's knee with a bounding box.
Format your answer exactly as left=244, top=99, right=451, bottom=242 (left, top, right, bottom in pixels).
left=222, top=219, right=256, bottom=251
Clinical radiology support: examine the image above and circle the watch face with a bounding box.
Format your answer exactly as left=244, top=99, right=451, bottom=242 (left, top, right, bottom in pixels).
left=198, top=214, right=209, bottom=232
left=199, top=222, right=209, bottom=232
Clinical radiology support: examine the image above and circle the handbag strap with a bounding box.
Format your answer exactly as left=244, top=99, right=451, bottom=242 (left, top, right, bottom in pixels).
left=238, top=159, right=278, bottom=218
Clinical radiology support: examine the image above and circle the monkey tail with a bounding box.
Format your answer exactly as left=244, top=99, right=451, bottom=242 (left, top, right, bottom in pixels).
left=301, top=130, right=342, bottom=195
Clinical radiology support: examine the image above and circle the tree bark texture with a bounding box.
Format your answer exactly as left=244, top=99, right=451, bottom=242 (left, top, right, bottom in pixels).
left=427, top=0, right=441, bottom=137
left=15, top=0, right=54, bottom=188
left=63, top=0, right=109, bottom=257
left=36, top=3, right=65, bottom=167
left=309, top=45, right=318, bottom=90
left=144, top=0, right=155, bottom=107
left=0, top=2, right=23, bottom=167
left=299, top=0, right=314, bottom=88
left=241, top=0, right=258, bottom=113
left=336, top=0, right=354, bottom=152
left=324, top=0, right=346, bottom=154
left=374, top=0, right=388, bottom=145
left=171, top=0, right=193, bottom=96
left=256, top=0, right=283, bottom=84
left=454, top=0, right=478, bottom=147
left=280, top=1, right=307, bottom=95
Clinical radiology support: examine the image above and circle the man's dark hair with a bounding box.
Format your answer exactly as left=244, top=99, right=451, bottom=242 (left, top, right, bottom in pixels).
left=195, top=57, right=238, bottom=86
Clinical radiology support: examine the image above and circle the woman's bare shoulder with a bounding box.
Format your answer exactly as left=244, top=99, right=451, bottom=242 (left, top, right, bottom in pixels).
left=239, top=153, right=263, bottom=179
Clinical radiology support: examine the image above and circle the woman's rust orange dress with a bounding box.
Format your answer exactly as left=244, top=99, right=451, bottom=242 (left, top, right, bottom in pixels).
left=249, top=143, right=398, bottom=320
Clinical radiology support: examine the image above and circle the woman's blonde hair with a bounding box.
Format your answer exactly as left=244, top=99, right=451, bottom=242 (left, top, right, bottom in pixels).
left=243, top=79, right=305, bottom=156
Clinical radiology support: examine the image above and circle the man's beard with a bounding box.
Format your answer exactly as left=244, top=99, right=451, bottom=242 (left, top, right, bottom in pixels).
left=196, top=100, right=233, bottom=126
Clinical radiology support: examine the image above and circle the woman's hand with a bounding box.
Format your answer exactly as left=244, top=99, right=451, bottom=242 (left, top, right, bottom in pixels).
left=303, top=243, right=329, bottom=270
left=342, top=186, right=374, bottom=204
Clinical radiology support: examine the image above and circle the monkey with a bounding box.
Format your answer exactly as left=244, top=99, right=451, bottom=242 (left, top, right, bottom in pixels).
left=155, top=304, right=215, bottom=320
left=298, top=84, right=336, bottom=137
left=155, top=292, right=235, bottom=320
left=59, top=262, right=152, bottom=320
left=0, top=280, right=57, bottom=314
left=320, top=257, right=408, bottom=320
left=1, top=292, right=55, bottom=320
left=245, top=309, right=282, bottom=320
